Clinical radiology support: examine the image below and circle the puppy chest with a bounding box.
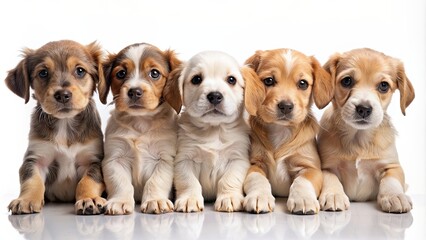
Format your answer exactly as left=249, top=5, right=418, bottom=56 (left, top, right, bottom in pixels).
left=268, top=158, right=291, bottom=197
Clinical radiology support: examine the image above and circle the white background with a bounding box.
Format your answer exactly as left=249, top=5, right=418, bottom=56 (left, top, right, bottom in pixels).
left=0, top=0, right=424, bottom=210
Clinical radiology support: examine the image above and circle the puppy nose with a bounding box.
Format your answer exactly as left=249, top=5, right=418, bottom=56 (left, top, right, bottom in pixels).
left=54, top=90, right=72, bottom=103
left=277, top=101, right=294, bottom=115
left=207, top=92, right=223, bottom=105
left=128, top=88, right=143, bottom=100
left=356, top=105, right=372, bottom=118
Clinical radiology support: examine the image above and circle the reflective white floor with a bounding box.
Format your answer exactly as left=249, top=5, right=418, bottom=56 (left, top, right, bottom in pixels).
left=2, top=195, right=425, bottom=240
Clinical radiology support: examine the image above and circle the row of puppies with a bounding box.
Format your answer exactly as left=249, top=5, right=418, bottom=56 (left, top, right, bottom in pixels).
left=5, top=40, right=414, bottom=215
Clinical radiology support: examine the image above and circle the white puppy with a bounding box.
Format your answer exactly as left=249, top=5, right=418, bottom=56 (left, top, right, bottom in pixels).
left=168, top=51, right=252, bottom=212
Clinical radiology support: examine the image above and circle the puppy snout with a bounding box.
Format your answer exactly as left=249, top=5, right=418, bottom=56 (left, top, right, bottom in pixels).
left=277, top=101, right=294, bottom=115
left=128, top=88, right=143, bottom=101
left=207, top=92, right=223, bottom=105
left=54, top=90, right=72, bottom=103
left=356, top=104, right=372, bottom=119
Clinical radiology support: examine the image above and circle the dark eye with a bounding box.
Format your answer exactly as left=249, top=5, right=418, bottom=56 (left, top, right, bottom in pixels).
left=263, top=77, right=276, bottom=87
left=378, top=81, right=390, bottom=93
left=116, top=70, right=126, bottom=79
left=341, top=76, right=353, bottom=88
left=38, top=69, right=48, bottom=78
left=298, top=79, right=309, bottom=90
left=227, top=76, right=236, bottom=85
left=75, top=67, right=86, bottom=78
left=149, top=69, right=161, bottom=80
left=191, top=75, right=202, bottom=85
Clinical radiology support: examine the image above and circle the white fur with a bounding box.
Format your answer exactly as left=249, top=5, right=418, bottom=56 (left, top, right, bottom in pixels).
left=287, top=177, right=320, bottom=214
left=283, top=49, right=295, bottom=74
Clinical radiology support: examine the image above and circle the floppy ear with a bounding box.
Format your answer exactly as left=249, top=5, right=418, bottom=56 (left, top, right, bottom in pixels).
left=86, top=41, right=105, bottom=94
left=163, top=65, right=183, bottom=113
left=98, top=53, right=115, bottom=104
left=311, top=56, right=334, bottom=109
left=323, top=53, right=341, bottom=82
left=395, top=60, right=415, bottom=115
left=244, top=50, right=263, bottom=71
left=4, top=48, right=34, bottom=103
left=241, top=64, right=264, bottom=117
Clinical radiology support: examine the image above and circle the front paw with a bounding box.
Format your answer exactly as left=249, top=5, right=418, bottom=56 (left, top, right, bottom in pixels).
left=141, top=199, right=174, bottom=214
left=378, top=193, right=412, bottom=213
left=215, top=193, right=244, bottom=212
left=105, top=198, right=135, bottom=215
left=319, top=192, right=350, bottom=211
left=75, top=196, right=107, bottom=215
left=8, top=198, right=44, bottom=215
left=243, top=193, right=275, bottom=214
left=287, top=194, right=319, bottom=215
left=174, top=195, right=204, bottom=213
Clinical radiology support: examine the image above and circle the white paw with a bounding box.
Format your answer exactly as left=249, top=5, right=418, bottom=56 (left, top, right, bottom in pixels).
left=141, top=199, right=174, bottom=214
left=105, top=198, right=135, bottom=215
left=243, top=192, right=275, bottom=213
left=319, top=192, right=350, bottom=211
left=287, top=194, right=319, bottom=215
left=214, top=193, right=244, bottom=212
left=378, top=193, right=412, bottom=213
left=174, top=195, right=204, bottom=212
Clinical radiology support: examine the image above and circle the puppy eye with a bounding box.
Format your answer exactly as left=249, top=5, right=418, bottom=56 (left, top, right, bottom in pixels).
left=298, top=79, right=309, bottom=90
left=378, top=81, right=390, bottom=93
left=227, top=76, right=236, bottom=85
left=38, top=69, right=48, bottom=78
left=149, top=69, right=161, bottom=80
left=341, top=76, right=353, bottom=88
left=191, top=75, right=202, bottom=85
left=75, top=67, right=86, bottom=78
left=116, top=70, right=126, bottom=79
left=263, top=77, right=276, bottom=87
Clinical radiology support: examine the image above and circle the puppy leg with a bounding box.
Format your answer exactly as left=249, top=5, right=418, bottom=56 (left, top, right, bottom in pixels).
left=287, top=167, right=322, bottom=215
left=319, top=170, right=350, bottom=211
left=9, top=162, right=45, bottom=214
left=140, top=156, right=174, bottom=214
left=215, top=159, right=248, bottom=212
left=174, top=160, right=204, bottom=212
left=75, top=162, right=106, bottom=215
left=377, top=165, right=412, bottom=213
left=243, top=166, right=275, bottom=214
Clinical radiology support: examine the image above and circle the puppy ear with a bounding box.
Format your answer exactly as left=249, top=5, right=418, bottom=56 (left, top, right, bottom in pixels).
left=164, top=49, right=182, bottom=72
left=311, top=56, right=334, bottom=109
left=323, top=53, right=341, bottom=82
left=163, top=66, right=183, bottom=113
left=98, top=53, right=115, bottom=104
left=244, top=50, right=263, bottom=71
left=395, top=61, right=415, bottom=115
left=5, top=48, right=33, bottom=103
left=86, top=41, right=105, bottom=85
left=242, top=65, right=264, bottom=116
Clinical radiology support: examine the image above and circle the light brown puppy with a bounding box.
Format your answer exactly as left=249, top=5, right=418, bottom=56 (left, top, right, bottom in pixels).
left=6, top=40, right=106, bottom=215
left=318, top=48, right=415, bottom=213
left=243, top=48, right=333, bottom=214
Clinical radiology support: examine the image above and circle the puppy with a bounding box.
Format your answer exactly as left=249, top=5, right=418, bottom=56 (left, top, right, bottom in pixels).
left=318, top=48, right=415, bottom=213
left=243, top=48, right=334, bottom=214
left=99, top=43, right=181, bottom=214
left=168, top=51, right=252, bottom=212
left=6, top=40, right=106, bottom=215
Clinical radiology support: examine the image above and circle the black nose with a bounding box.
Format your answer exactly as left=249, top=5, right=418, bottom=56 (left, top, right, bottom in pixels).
left=207, top=92, right=223, bottom=105
left=277, top=101, right=294, bottom=115
left=128, top=88, right=143, bottom=101
left=356, top=105, right=372, bottom=118
left=54, top=90, right=72, bottom=103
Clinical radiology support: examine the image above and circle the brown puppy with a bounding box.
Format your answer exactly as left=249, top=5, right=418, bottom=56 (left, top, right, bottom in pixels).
left=318, top=48, right=415, bottom=213
left=243, top=48, right=333, bottom=214
left=6, top=40, right=106, bottom=215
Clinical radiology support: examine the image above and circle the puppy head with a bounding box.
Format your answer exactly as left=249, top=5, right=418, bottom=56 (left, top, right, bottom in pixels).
left=323, top=48, right=415, bottom=130
left=99, top=43, right=182, bottom=116
left=168, top=51, right=246, bottom=125
left=244, top=49, right=333, bottom=126
left=5, top=40, right=104, bottom=119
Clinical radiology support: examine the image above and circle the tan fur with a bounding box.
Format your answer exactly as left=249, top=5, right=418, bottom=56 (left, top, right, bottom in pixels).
left=318, top=48, right=414, bottom=213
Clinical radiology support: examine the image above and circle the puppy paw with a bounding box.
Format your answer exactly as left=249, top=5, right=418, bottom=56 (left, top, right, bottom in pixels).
left=105, top=199, right=135, bottom=215
left=174, top=196, right=204, bottom=213
left=287, top=194, right=320, bottom=215
left=141, top=199, right=174, bottom=214
left=8, top=198, right=44, bottom=215
left=319, top=192, right=350, bottom=211
left=75, top=196, right=107, bottom=215
left=243, top=193, right=275, bottom=214
left=378, top=193, right=412, bottom=213
left=214, top=193, right=244, bottom=212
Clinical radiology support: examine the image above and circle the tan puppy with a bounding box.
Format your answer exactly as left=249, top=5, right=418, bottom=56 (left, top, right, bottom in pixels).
left=99, top=43, right=181, bottom=214
left=6, top=40, right=106, bottom=215
left=318, top=48, right=415, bottom=213
left=243, top=48, right=333, bottom=214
